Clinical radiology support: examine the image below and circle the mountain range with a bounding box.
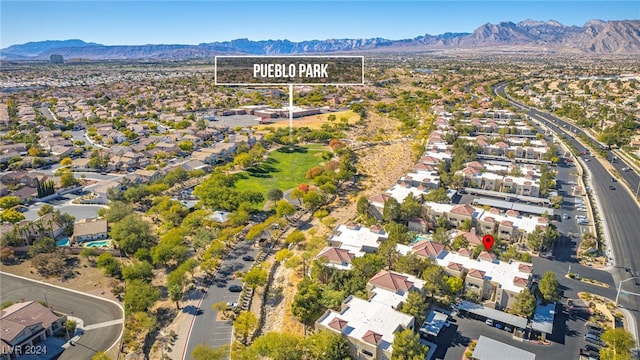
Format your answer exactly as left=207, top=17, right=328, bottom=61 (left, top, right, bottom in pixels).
left=2, top=19, right=639, bottom=60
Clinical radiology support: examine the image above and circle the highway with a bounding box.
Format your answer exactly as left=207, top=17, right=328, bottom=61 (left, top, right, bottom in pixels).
left=0, top=272, right=124, bottom=360
left=495, top=84, right=640, bottom=339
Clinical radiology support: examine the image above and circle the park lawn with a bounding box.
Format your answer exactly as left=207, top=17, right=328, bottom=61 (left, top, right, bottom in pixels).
left=235, top=145, right=328, bottom=196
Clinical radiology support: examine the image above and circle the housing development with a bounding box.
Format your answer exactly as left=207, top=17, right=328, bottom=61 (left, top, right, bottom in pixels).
left=1, top=7, right=640, bottom=360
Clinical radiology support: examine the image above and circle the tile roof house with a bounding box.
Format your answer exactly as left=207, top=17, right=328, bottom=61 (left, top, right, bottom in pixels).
left=0, top=301, right=66, bottom=358
left=315, top=246, right=356, bottom=270
left=316, top=295, right=415, bottom=360
left=411, top=240, right=445, bottom=260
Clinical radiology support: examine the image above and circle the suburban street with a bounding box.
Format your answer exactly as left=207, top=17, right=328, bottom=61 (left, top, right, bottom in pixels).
left=0, top=272, right=124, bottom=360
left=183, top=240, right=261, bottom=359
left=495, top=84, right=640, bottom=340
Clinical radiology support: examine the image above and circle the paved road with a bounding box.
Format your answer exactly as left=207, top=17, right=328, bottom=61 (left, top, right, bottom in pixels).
left=0, top=272, right=124, bottom=360
left=495, top=84, right=640, bottom=339
left=183, top=240, right=260, bottom=359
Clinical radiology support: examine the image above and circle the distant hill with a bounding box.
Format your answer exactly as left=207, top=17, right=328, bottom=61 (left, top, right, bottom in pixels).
left=2, top=20, right=639, bottom=60
left=1, top=39, right=102, bottom=58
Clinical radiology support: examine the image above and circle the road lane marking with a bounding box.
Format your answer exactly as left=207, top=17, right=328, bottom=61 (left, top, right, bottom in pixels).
left=83, top=319, right=125, bottom=330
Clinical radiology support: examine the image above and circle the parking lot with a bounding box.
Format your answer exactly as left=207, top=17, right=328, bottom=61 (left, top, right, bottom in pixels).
left=22, top=193, right=106, bottom=221
left=431, top=300, right=596, bottom=360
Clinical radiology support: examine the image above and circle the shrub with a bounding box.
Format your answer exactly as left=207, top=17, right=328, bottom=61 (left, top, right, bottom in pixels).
left=313, top=209, right=329, bottom=218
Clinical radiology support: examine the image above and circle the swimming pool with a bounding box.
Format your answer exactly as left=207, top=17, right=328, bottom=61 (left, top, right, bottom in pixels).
left=413, top=234, right=433, bottom=244
left=84, top=240, right=112, bottom=248
left=56, top=238, right=69, bottom=247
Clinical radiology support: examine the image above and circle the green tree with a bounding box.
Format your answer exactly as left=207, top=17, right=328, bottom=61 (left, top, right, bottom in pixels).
left=0, top=196, right=21, bottom=209
left=400, top=291, right=428, bottom=323
left=512, top=288, right=536, bottom=318
left=600, top=328, right=635, bottom=360
left=178, top=140, right=194, bottom=152
left=28, top=237, right=56, bottom=256
left=0, top=208, right=25, bottom=224
left=400, top=194, right=422, bottom=221
left=383, top=197, right=401, bottom=222
left=110, top=215, right=154, bottom=255
left=97, top=201, right=133, bottom=223
left=234, top=152, right=252, bottom=169
left=303, top=190, right=324, bottom=210
left=356, top=196, right=370, bottom=216
left=124, top=280, right=160, bottom=313
left=38, top=204, right=55, bottom=216
left=285, top=230, right=306, bottom=246
left=276, top=199, right=296, bottom=219
left=243, top=266, right=268, bottom=289
left=249, top=332, right=303, bottom=360
left=267, top=188, right=284, bottom=202
left=460, top=218, right=473, bottom=231
left=423, top=187, right=450, bottom=203
left=391, top=328, right=429, bottom=360
left=451, top=234, right=469, bottom=251
left=538, top=271, right=561, bottom=303
left=92, top=351, right=111, bottom=360
left=422, top=265, right=446, bottom=298
left=234, top=311, right=258, bottom=345
left=121, top=261, right=154, bottom=282
left=394, top=253, right=429, bottom=277
left=304, top=330, right=351, bottom=360
left=96, top=253, right=121, bottom=278
left=60, top=157, right=73, bottom=167
left=60, top=172, right=78, bottom=188
left=445, top=276, right=464, bottom=296
left=291, top=278, right=323, bottom=325
left=192, top=344, right=228, bottom=360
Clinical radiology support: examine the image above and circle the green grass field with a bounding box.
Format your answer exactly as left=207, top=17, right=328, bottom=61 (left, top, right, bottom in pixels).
left=235, top=144, right=327, bottom=195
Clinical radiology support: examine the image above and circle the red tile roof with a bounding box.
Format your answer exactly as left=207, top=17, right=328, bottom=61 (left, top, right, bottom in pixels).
left=412, top=240, right=445, bottom=258
left=368, top=193, right=391, bottom=205
left=362, top=330, right=384, bottom=345
left=456, top=231, right=483, bottom=245
left=450, top=204, right=476, bottom=217
left=467, top=269, right=486, bottom=279
left=478, top=251, right=497, bottom=262
left=1, top=301, right=61, bottom=343
left=513, top=277, right=529, bottom=288
left=369, top=270, right=414, bottom=292
left=458, top=248, right=472, bottom=257
left=500, top=220, right=514, bottom=227
left=447, top=262, right=464, bottom=271
left=328, top=317, right=348, bottom=331
left=316, top=246, right=355, bottom=264
left=518, top=264, right=533, bottom=273
left=505, top=209, right=519, bottom=217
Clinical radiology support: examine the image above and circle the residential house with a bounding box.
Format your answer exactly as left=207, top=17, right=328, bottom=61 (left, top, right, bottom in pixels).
left=316, top=295, right=415, bottom=360
left=328, top=224, right=388, bottom=257
left=0, top=301, right=66, bottom=360
left=367, top=270, right=426, bottom=309
left=315, top=246, right=356, bottom=271
left=71, top=218, right=108, bottom=243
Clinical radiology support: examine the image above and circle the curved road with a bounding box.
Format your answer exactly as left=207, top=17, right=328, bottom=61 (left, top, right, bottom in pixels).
left=495, top=84, right=640, bottom=339
left=0, top=272, right=124, bottom=359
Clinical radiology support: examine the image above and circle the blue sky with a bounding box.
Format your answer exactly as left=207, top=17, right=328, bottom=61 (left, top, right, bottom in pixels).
left=1, top=1, right=638, bottom=47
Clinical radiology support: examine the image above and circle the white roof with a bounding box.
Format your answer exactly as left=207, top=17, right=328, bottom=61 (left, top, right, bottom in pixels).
left=330, top=225, right=387, bottom=257
left=423, top=201, right=454, bottom=214
left=436, top=251, right=531, bottom=293
left=472, top=336, right=535, bottom=360
left=386, top=184, right=428, bottom=203
left=318, top=295, right=414, bottom=353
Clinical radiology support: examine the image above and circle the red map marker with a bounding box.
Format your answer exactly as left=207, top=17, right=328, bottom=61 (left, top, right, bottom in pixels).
left=482, top=234, right=495, bottom=252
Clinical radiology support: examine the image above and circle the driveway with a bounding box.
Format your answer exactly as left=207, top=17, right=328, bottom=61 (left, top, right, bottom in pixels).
left=0, top=272, right=124, bottom=360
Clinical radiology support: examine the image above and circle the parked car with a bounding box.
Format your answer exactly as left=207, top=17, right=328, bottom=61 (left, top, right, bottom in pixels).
left=485, top=319, right=494, bottom=326
left=242, top=255, right=255, bottom=262
left=584, top=333, right=605, bottom=346
left=563, top=213, right=570, bottom=220
left=586, top=323, right=604, bottom=335
left=228, top=285, right=243, bottom=292
left=227, top=302, right=238, bottom=308
left=608, top=185, right=616, bottom=190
